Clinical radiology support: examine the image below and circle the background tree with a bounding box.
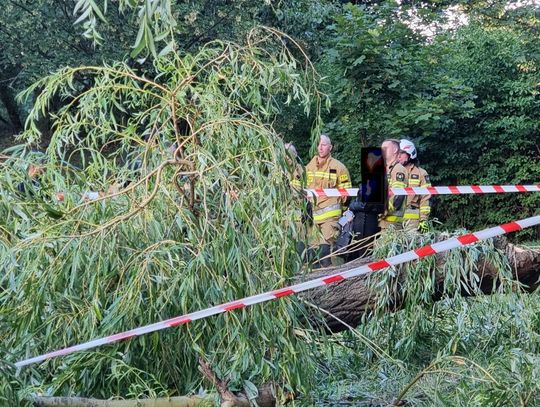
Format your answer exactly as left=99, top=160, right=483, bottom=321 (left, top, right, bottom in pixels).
left=0, top=0, right=338, bottom=147
left=0, top=0, right=137, bottom=141
left=422, top=16, right=540, bottom=231
left=308, top=1, right=540, bottom=234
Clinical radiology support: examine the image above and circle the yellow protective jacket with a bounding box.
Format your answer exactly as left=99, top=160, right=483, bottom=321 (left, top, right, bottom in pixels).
left=382, top=160, right=408, bottom=223
left=306, top=154, right=352, bottom=223
left=404, top=163, right=431, bottom=222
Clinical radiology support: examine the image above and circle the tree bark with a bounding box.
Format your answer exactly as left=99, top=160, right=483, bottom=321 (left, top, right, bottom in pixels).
left=33, top=395, right=214, bottom=407
left=0, top=75, right=23, bottom=133
left=31, top=239, right=540, bottom=407
left=198, top=358, right=280, bottom=407
left=301, top=238, right=540, bottom=332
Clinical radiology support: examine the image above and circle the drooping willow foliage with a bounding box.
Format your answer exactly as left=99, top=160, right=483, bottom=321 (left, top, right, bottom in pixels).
left=1, top=23, right=534, bottom=405
left=305, top=231, right=540, bottom=406
left=364, top=228, right=514, bottom=358
left=0, top=28, right=324, bottom=401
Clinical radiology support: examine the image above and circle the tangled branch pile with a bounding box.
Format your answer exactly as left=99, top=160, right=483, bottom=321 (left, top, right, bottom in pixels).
left=0, top=28, right=322, bottom=402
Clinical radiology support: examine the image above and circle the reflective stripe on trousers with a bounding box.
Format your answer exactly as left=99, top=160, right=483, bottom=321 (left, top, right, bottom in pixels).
left=403, top=208, right=420, bottom=220
left=313, top=203, right=342, bottom=222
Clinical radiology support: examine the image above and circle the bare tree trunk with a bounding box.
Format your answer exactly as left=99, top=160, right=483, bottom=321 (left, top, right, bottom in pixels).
left=0, top=78, right=23, bottom=133
left=302, top=238, right=540, bottom=332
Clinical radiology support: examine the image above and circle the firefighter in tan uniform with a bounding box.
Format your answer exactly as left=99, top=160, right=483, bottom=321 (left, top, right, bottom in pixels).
left=379, top=139, right=408, bottom=230
left=306, top=134, right=352, bottom=267
left=398, top=139, right=431, bottom=232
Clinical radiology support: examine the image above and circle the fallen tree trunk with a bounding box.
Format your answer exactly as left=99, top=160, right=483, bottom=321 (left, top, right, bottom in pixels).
left=33, top=385, right=277, bottom=407
left=33, top=395, right=214, bottom=407
left=302, top=238, right=540, bottom=332
left=31, top=239, right=539, bottom=407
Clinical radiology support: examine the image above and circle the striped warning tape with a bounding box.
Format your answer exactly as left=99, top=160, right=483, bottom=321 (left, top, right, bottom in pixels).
left=306, top=184, right=540, bottom=198
left=15, top=215, right=540, bottom=368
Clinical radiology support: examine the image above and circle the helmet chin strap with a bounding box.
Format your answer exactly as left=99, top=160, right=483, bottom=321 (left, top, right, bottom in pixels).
left=399, top=152, right=411, bottom=166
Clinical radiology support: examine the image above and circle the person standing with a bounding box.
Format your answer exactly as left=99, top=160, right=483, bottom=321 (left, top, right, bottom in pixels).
left=398, top=139, right=431, bottom=232
left=305, top=134, right=351, bottom=267
left=379, top=139, right=408, bottom=230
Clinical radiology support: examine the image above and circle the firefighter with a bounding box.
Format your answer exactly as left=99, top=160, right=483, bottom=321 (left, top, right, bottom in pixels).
left=398, top=139, right=431, bottom=232
left=306, top=134, right=351, bottom=267
left=379, top=139, right=408, bottom=230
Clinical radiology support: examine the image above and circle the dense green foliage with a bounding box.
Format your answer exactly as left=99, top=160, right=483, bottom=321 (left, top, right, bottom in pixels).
left=0, top=0, right=336, bottom=137
left=310, top=2, right=540, bottom=232
left=424, top=22, right=540, bottom=230
left=0, top=31, right=324, bottom=400
left=299, top=232, right=540, bottom=406
left=0, top=0, right=138, bottom=135
left=307, top=293, right=540, bottom=405
left=1, top=0, right=540, bottom=405
left=3, top=1, right=538, bottom=233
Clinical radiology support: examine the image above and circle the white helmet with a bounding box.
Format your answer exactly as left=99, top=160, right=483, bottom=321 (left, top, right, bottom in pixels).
left=399, top=139, right=417, bottom=160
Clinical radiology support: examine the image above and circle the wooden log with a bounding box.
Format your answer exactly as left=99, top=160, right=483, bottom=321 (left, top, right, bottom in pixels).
left=33, top=395, right=214, bottom=407
left=302, top=238, right=540, bottom=332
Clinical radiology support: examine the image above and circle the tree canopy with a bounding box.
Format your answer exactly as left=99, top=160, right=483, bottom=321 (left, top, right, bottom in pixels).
left=310, top=1, right=540, bottom=231
left=1, top=28, right=323, bottom=402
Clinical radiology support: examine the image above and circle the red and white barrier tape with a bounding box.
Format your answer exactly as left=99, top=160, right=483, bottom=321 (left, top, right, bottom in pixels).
left=306, top=184, right=540, bottom=197
left=15, top=215, right=540, bottom=368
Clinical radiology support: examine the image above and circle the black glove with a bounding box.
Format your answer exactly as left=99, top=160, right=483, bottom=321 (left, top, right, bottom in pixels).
left=301, top=200, right=313, bottom=226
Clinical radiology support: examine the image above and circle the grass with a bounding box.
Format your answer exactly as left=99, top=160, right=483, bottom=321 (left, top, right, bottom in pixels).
left=298, top=291, right=540, bottom=406
left=296, top=229, right=540, bottom=406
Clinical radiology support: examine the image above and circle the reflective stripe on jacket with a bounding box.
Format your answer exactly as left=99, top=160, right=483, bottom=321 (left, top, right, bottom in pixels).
left=313, top=203, right=342, bottom=222
left=403, top=208, right=420, bottom=220
left=382, top=160, right=408, bottom=223
left=404, top=164, right=431, bottom=222
left=306, top=154, right=352, bottom=224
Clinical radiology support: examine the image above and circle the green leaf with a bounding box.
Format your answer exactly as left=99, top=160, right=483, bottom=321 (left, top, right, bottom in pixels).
left=415, top=113, right=432, bottom=123
left=352, top=55, right=366, bottom=66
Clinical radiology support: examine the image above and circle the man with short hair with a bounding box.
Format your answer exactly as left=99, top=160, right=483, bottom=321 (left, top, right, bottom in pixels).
left=398, top=139, right=431, bottom=232
left=379, top=139, right=408, bottom=230
left=305, top=134, right=351, bottom=267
